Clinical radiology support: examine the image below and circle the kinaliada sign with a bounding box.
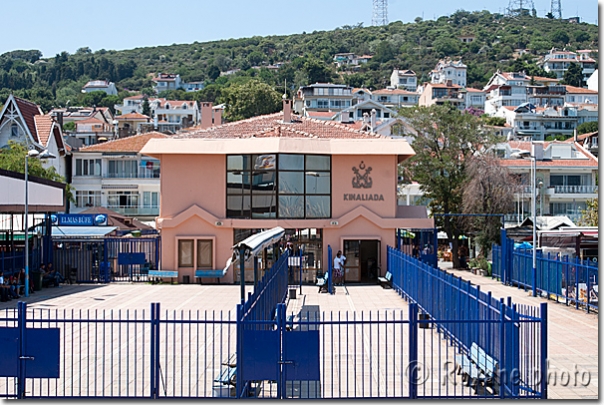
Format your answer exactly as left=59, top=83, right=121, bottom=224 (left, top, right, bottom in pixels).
left=343, top=194, right=385, bottom=201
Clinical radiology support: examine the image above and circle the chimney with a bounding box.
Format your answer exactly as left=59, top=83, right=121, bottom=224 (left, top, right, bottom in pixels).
left=213, top=107, right=222, bottom=126
left=574, top=128, right=578, bottom=142
left=153, top=114, right=158, bottom=130
left=56, top=111, right=64, bottom=129
left=340, top=112, right=350, bottom=123
left=283, top=99, right=292, bottom=123
left=370, top=109, right=377, bottom=132
left=201, top=102, right=213, bottom=129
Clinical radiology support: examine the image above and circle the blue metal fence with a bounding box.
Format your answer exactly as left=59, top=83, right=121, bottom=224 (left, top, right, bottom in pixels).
left=496, top=245, right=598, bottom=314
left=240, top=249, right=289, bottom=324
left=0, top=248, right=40, bottom=278
left=387, top=246, right=547, bottom=398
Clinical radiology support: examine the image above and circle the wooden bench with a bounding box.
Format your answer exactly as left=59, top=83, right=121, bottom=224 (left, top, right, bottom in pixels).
left=377, top=271, right=392, bottom=288
left=148, top=270, right=178, bottom=283
left=316, top=271, right=329, bottom=293
left=455, top=342, right=499, bottom=395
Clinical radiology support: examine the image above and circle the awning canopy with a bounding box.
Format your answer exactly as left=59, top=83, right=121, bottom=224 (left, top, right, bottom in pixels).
left=232, top=227, right=285, bottom=261
left=52, top=226, right=118, bottom=239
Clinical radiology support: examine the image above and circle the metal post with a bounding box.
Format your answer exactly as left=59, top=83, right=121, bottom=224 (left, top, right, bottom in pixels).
left=540, top=302, right=548, bottom=399
left=532, top=157, right=537, bottom=297
left=253, top=254, right=258, bottom=289
left=17, top=302, right=27, bottom=399
left=240, top=247, right=246, bottom=303
left=408, top=303, right=418, bottom=399
left=24, top=155, right=30, bottom=297
left=299, top=248, right=303, bottom=295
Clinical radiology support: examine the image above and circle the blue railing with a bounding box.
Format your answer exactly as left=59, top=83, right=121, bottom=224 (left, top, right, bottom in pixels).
left=497, top=245, right=598, bottom=313
left=240, top=249, right=290, bottom=323
left=387, top=246, right=547, bottom=398
left=0, top=248, right=41, bottom=278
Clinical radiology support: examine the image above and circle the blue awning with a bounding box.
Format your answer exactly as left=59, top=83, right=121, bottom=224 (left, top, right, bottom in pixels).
left=52, top=226, right=118, bottom=238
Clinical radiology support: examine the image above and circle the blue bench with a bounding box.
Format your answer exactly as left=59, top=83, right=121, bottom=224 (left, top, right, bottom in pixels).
left=455, top=342, right=499, bottom=395
left=215, top=353, right=237, bottom=386
left=377, top=271, right=392, bottom=288
left=148, top=270, right=178, bottom=283
left=195, top=269, right=228, bottom=279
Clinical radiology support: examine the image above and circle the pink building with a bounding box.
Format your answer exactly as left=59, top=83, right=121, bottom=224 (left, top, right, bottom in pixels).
left=141, top=101, right=433, bottom=284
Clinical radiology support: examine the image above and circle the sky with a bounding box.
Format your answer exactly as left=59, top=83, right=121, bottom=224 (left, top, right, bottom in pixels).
left=1, top=0, right=599, bottom=58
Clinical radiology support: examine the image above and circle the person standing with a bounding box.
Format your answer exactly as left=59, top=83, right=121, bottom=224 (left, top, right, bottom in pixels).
left=334, top=250, right=346, bottom=286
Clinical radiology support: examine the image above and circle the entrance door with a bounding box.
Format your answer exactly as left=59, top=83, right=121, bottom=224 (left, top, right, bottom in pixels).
left=343, top=240, right=380, bottom=283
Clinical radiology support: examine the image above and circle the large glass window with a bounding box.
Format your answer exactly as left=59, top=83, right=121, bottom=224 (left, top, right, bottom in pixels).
left=108, top=160, right=138, bottom=178
left=226, top=154, right=330, bottom=219
left=75, top=159, right=101, bottom=176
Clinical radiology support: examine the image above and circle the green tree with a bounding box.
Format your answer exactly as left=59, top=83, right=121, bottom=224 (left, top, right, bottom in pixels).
left=208, top=65, right=221, bottom=81
left=302, top=58, right=333, bottom=84
left=0, top=140, right=74, bottom=202
left=550, top=30, right=570, bottom=45
left=141, top=98, right=151, bottom=117
left=577, top=121, right=598, bottom=134
left=373, top=41, right=395, bottom=63
left=220, top=79, right=281, bottom=121
left=578, top=198, right=598, bottom=227
left=562, top=62, right=583, bottom=87
left=398, top=104, right=494, bottom=268
left=433, top=37, right=461, bottom=56
left=484, top=116, right=507, bottom=126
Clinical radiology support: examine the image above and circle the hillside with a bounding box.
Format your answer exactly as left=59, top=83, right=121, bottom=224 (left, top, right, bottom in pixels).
left=0, top=10, right=598, bottom=112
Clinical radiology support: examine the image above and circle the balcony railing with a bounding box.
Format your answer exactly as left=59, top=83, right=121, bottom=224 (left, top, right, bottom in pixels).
left=553, top=185, right=598, bottom=194
left=107, top=206, right=159, bottom=216
left=105, top=171, right=160, bottom=179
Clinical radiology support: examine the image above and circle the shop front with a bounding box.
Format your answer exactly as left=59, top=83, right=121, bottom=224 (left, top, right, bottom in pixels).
left=142, top=105, right=434, bottom=284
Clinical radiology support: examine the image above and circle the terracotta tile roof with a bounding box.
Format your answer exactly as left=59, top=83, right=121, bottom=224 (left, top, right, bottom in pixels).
left=465, top=87, right=484, bottom=93
left=372, top=88, right=417, bottom=95
left=177, top=112, right=387, bottom=140
left=13, top=96, right=43, bottom=142
left=500, top=72, right=529, bottom=80
left=116, top=112, right=150, bottom=120
left=76, top=117, right=106, bottom=125
left=530, top=76, right=560, bottom=82
left=564, top=131, right=598, bottom=142
left=500, top=140, right=598, bottom=168
left=307, top=111, right=337, bottom=119
left=33, top=115, right=54, bottom=147
left=564, top=85, right=598, bottom=94
left=427, top=83, right=462, bottom=89
left=159, top=100, right=195, bottom=108
left=123, top=94, right=145, bottom=101
left=80, top=132, right=169, bottom=153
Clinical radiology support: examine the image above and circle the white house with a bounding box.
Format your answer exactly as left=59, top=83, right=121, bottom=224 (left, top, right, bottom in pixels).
left=115, top=96, right=200, bottom=131
left=70, top=132, right=168, bottom=220
left=483, top=71, right=531, bottom=115
left=371, top=88, right=419, bottom=108
left=82, top=80, right=118, bottom=95
left=152, top=73, right=183, bottom=94
left=294, top=83, right=353, bottom=115
left=0, top=95, right=67, bottom=177
left=430, top=58, right=467, bottom=87
left=586, top=69, right=598, bottom=91
left=541, top=49, right=596, bottom=83
left=497, top=104, right=579, bottom=141
left=497, top=140, right=598, bottom=224
left=390, top=69, right=417, bottom=91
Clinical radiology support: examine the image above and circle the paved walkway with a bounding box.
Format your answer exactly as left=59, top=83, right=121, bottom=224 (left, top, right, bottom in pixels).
left=0, top=269, right=598, bottom=399
left=439, top=260, right=598, bottom=400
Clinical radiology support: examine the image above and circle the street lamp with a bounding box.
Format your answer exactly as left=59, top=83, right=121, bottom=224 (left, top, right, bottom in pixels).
left=24, top=149, right=56, bottom=297
left=512, top=145, right=541, bottom=298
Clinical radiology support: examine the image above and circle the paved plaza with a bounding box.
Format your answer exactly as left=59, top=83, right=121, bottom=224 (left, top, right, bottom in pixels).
left=0, top=262, right=598, bottom=399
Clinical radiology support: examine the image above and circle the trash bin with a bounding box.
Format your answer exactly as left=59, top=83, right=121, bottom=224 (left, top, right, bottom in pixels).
left=183, top=275, right=190, bottom=284
left=289, top=288, right=297, bottom=299
left=419, top=313, right=431, bottom=329
left=32, top=271, right=43, bottom=291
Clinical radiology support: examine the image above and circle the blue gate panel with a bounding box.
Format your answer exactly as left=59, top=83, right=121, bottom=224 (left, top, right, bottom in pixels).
left=284, top=330, right=320, bottom=381
left=0, top=328, right=60, bottom=378
left=241, top=330, right=279, bottom=381
left=118, top=252, right=146, bottom=265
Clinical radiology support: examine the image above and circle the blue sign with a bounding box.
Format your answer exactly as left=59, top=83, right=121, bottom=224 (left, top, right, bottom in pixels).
left=56, top=214, right=107, bottom=226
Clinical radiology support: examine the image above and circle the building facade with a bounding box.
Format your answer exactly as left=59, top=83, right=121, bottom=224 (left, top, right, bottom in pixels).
left=141, top=101, right=433, bottom=284
left=70, top=133, right=167, bottom=220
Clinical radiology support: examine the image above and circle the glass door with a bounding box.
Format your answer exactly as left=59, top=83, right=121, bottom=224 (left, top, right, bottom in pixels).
left=343, top=240, right=361, bottom=282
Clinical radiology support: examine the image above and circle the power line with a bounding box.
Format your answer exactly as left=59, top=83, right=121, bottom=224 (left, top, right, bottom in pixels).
left=372, top=0, right=388, bottom=26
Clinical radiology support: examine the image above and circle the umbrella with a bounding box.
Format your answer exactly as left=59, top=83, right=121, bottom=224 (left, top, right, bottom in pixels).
left=514, top=242, right=533, bottom=249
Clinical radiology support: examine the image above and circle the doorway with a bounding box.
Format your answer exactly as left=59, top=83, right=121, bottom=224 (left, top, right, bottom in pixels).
left=343, top=239, right=380, bottom=283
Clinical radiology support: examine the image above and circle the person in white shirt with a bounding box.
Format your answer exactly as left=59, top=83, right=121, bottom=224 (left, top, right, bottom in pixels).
left=334, top=250, right=346, bottom=286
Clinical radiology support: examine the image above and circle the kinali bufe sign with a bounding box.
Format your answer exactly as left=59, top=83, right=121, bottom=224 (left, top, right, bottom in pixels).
left=345, top=161, right=384, bottom=201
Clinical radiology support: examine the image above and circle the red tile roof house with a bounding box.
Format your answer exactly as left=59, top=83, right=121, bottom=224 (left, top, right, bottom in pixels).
left=141, top=100, right=434, bottom=284
left=0, top=95, right=68, bottom=177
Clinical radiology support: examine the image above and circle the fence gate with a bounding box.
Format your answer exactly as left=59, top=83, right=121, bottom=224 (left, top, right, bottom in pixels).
left=104, top=238, right=160, bottom=282
left=52, top=240, right=105, bottom=283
